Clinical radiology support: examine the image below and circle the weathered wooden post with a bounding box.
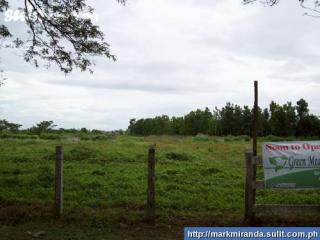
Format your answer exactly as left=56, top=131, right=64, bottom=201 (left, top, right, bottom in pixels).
left=245, top=81, right=259, bottom=223
left=252, top=81, right=258, bottom=210
left=55, top=146, right=63, bottom=218
left=253, top=80, right=258, bottom=158
left=245, top=148, right=254, bottom=222
left=146, top=145, right=156, bottom=222
left=252, top=81, right=259, bottom=220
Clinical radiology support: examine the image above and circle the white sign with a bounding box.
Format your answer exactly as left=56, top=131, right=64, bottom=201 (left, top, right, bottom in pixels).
left=262, top=141, right=320, bottom=188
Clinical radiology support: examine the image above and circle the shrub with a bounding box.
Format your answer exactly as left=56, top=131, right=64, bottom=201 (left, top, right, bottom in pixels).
left=92, top=135, right=111, bottom=141
left=39, top=133, right=61, bottom=140
left=43, top=152, right=55, bottom=161
left=200, top=167, right=222, bottom=176
left=92, top=169, right=105, bottom=176
left=165, top=151, right=192, bottom=161
left=9, top=155, right=32, bottom=163
left=4, top=177, right=21, bottom=188
left=212, top=138, right=220, bottom=143
left=80, top=136, right=91, bottom=141
left=307, top=136, right=319, bottom=140
left=224, top=136, right=233, bottom=142
left=86, top=181, right=103, bottom=189
left=35, top=166, right=54, bottom=188
left=285, top=136, right=296, bottom=141
left=12, top=169, right=21, bottom=175
left=67, top=146, right=97, bottom=161
left=234, top=135, right=251, bottom=142
left=265, top=135, right=285, bottom=142
left=105, top=151, right=133, bottom=162
left=243, top=135, right=251, bottom=142
left=0, top=133, right=38, bottom=140
left=193, top=134, right=210, bottom=142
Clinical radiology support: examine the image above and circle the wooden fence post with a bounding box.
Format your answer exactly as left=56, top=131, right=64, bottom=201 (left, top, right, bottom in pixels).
left=55, top=146, right=63, bottom=218
left=251, top=80, right=259, bottom=217
left=147, top=146, right=156, bottom=222
left=245, top=148, right=255, bottom=222
left=253, top=80, right=258, bottom=157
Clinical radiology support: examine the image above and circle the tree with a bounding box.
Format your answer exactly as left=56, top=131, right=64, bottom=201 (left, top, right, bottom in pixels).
left=296, top=98, right=309, bottom=120
left=127, top=99, right=320, bottom=137
left=269, top=101, right=297, bottom=137
left=211, top=107, right=222, bottom=136
left=261, top=108, right=271, bottom=136
left=243, top=0, right=320, bottom=17
left=220, top=103, right=236, bottom=135
left=294, top=98, right=320, bottom=136
left=171, top=116, right=184, bottom=135
left=31, top=120, right=57, bottom=135
left=303, top=115, right=320, bottom=136
left=0, top=0, right=126, bottom=74
left=0, top=119, right=22, bottom=132
left=283, top=102, right=297, bottom=136
left=80, top=127, right=89, bottom=133
left=242, top=106, right=252, bottom=136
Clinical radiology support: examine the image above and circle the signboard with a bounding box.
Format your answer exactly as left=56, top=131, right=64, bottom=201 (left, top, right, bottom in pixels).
left=262, top=141, right=320, bottom=189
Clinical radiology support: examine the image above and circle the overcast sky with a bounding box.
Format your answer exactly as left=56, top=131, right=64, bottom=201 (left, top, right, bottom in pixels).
left=1, top=0, right=320, bottom=130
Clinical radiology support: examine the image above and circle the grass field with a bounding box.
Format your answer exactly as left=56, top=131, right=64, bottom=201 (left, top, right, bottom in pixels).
left=1, top=135, right=320, bottom=239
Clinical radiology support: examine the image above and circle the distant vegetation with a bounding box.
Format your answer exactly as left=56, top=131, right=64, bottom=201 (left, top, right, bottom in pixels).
left=1, top=98, right=319, bottom=140
left=129, top=99, right=320, bottom=138
left=0, top=119, right=124, bottom=141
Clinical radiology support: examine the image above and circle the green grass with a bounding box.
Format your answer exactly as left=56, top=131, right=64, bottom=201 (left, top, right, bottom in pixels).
left=1, top=135, right=320, bottom=229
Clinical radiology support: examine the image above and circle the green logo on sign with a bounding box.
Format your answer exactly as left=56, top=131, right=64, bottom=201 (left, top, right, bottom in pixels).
left=269, top=156, right=288, bottom=172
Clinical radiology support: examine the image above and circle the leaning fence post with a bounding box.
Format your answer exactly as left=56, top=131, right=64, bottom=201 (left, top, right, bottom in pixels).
left=55, top=146, right=63, bottom=218
left=146, top=145, right=156, bottom=222
left=245, top=148, right=255, bottom=222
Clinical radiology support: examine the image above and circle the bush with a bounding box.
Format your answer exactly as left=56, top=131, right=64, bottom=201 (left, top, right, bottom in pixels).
left=35, top=166, right=54, bottom=188
left=200, top=167, right=222, bottom=176
left=285, top=136, right=296, bottom=141
left=235, top=135, right=250, bottom=142
left=212, top=138, right=220, bottom=143
left=92, top=135, right=111, bottom=141
left=4, top=177, right=21, bottom=188
left=165, top=151, right=193, bottom=161
left=9, top=155, right=32, bottom=163
left=265, top=135, right=285, bottom=142
left=224, top=135, right=234, bottom=142
left=243, top=135, right=251, bottom=142
left=105, top=151, right=133, bottom=162
left=67, top=146, right=97, bottom=161
left=307, top=136, right=320, bottom=140
left=92, top=169, right=105, bottom=176
left=0, top=133, right=38, bottom=140
left=39, top=133, right=61, bottom=140
left=80, top=136, right=91, bottom=141
left=193, top=134, right=210, bottom=141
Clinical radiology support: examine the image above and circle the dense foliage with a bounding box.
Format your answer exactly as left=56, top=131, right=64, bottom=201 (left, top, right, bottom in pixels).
left=0, top=119, right=124, bottom=140
left=0, top=0, right=125, bottom=73
left=1, top=98, right=319, bottom=138
left=128, top=99, right=320, bottom=137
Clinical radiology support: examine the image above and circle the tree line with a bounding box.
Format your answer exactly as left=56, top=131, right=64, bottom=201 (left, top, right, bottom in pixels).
left=0, top=120, right=123, bottom=136
left=128, top=99, right=320, bottom=137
